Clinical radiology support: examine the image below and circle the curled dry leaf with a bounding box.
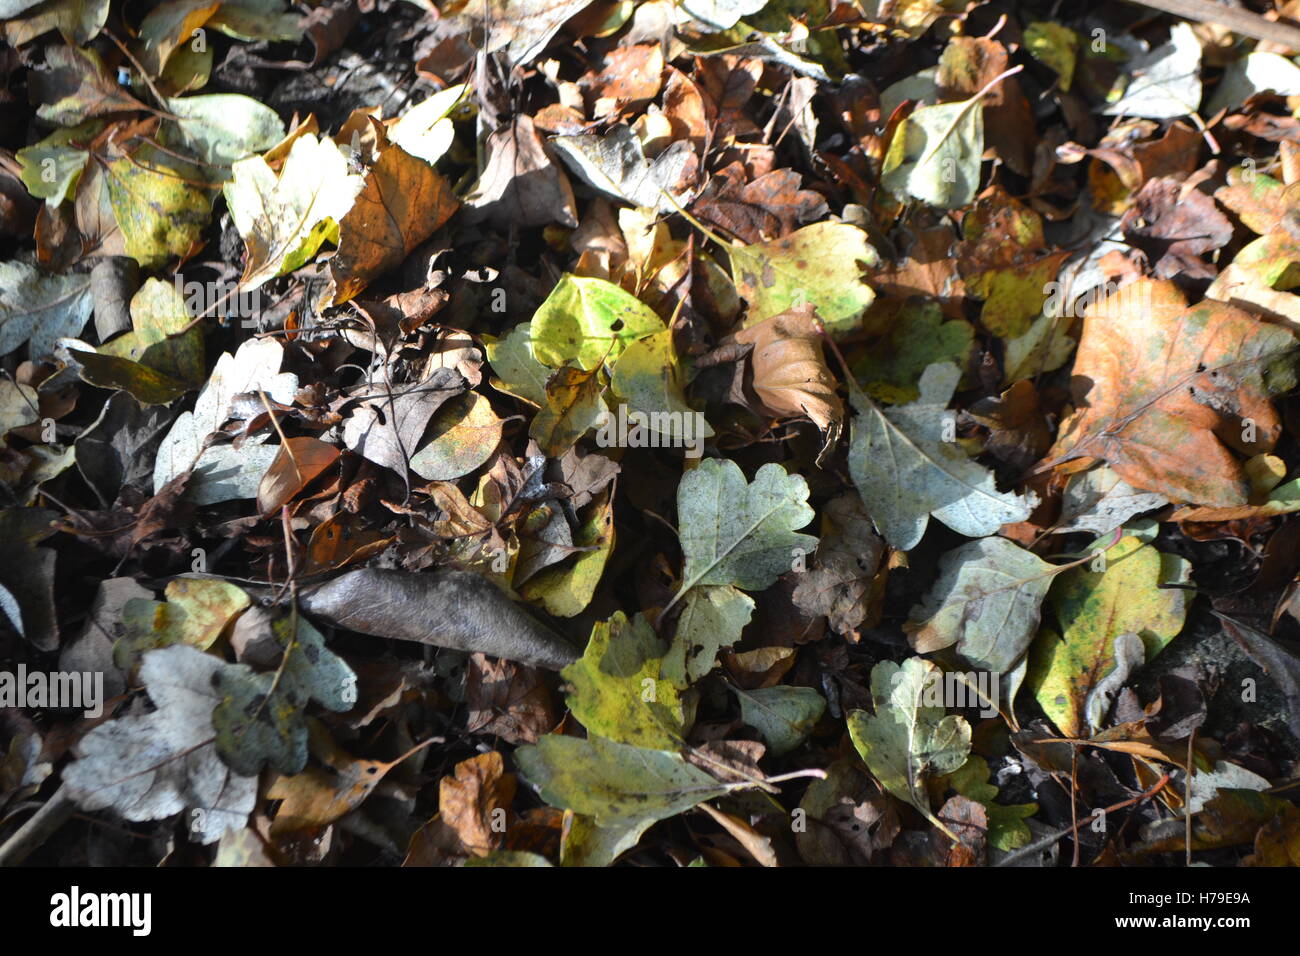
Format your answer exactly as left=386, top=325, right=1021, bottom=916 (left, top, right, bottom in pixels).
left=733, top=305, right=844, bottom=460
left=296, top=567, right=578, bottom=671
left=256, top=436, right=341, bottom=514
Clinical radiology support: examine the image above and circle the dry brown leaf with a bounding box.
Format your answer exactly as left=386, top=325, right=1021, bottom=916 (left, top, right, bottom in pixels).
left=439, top=751, right=517, bottom=856
left=257, top=436, right=340, bottom=514
left=1048, top=278, right=1297, bottom=505
left=732, top=305, right=844, bottom=459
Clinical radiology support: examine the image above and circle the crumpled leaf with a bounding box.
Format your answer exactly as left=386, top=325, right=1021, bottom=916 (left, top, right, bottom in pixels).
left=562, top=611, right=684, bottom=749
left=515, top=734, right=730, bottom=827
left=520, top=489, right=615, bottom=618
left=63, top=644, right=257, bottom=844
left=212, top=611, right=355, bottom=776
left=224, top=133, right=364, bottom=292
left=734, top=684, right=825, bottom=756
left=906, top=536, right=1058, bottom=676
left=0, top=260, right=92, bottom=359
left=1059, top=466, right=1168, bottom=535
left=673, top=458, right=817, bottom=604
left=728, top=221, right=878, bottom=336
left=791, top=492, right=884, bottom=637
left=848, top=363, right=1037, bottom=550
left=153, top=337, right=299, bottom=503
left=137, top=0, right=221, bottom=76
left=1026, top=535, right=1191, bottom=738
left=530, top=363, right=605, bottom=457
left=471, top=0, right=594, bottom=68
left=463, top=115, right=578, bottom=229
left=1049, top=278, right=1298, bottom=506
left=848, top=657, right=972, bottom=837
left=530, top=274, right=666, bottom=370
left=732, top=305, right=842, bottom=454
left=257, top=436, right=340, bottom=514
left=1, top=0, right=109, bottom=46
left=436, top=750, right=516, bottom=856
left=552, top=125, right=694, bottom=214
left=943, top=755, right=1037, bottom=851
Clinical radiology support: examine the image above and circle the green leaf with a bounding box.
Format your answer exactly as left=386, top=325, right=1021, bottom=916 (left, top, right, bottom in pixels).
left=103, top=143, right=214, bottom=269
left=562, top=611, right=684, bottom=749
left=102, top=278, right=205, bottom=385
left=906, top=536, right=1059, bottom=675
left=847, top=657, right=971, bottom=836
left=1027, top=535, right=1190, bottom=737
left=530, top=274, right=666, bottom=370
left=484, top=322, right=550, bottom=406
left=848, top=362, right=1036, bottom=550
left=735, top=685, right=825, bottom=756
left=0, top=261, right=92, bottom=359
left=520, top=490, right=615, bottom=618
left=1023, top=23, right=1078, bottom=91
left=662, top=584, right=754, bottom=685
left=464, top=850, right=553, bottom=867
left=610, top=329, right=713, bottom=442
left=15, top=141, right=89, bottom=206
left=114, top=578, right=250, bottom=671
left=853, top=300, right=974, bottom=404
left=881, top=95, right=985, bottom=209
left=224, top=133, right=364, bottom=291
left=212, top=612, right=355, bottom=776
left=728, top=222, right=878, bottom=336
left=515, top=735, right=730, bottom=827
left=162, top=93, right=287, bottom=167
left=944, top=755, right=1036, bottom=851
left=61, top=347, right=192, bottom=405
left=137, top=0, right=221, bottom=76
left=673, top=458, right=816, bottom=605
left=559, top=812, right=653, bottom=867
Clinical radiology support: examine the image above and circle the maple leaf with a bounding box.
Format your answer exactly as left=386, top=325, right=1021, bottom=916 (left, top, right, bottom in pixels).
left=1049, top=278, right=1298, bottom=505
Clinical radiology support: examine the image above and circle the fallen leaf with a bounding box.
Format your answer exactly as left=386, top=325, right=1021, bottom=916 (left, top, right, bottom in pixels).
left=906, top=536, right=1060, bottom=675
left=847, top=657, right=972, bottom=838
left=63, top=645, right=257, bottom=844
left=849, top=362, right=1037, bottom=550
left=1049, top=279, right=1298, bottom=506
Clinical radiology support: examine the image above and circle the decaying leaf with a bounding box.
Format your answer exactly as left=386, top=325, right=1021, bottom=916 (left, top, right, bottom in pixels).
left=63, top=645, right=258, bottom=844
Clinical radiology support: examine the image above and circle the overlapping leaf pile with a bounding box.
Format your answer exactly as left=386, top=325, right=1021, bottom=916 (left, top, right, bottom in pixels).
left=3, top=0, right=1300, bottom=868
